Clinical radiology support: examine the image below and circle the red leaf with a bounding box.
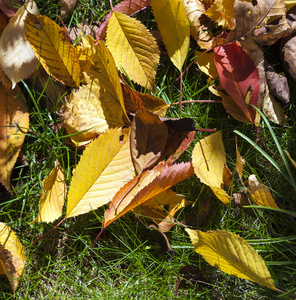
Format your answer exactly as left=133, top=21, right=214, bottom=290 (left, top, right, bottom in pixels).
left=214, top=42, right=260, bottom=123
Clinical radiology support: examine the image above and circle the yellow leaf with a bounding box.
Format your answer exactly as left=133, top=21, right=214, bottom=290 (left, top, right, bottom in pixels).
left=0, top=223, right=26, bottom=293
left=205, top=0, right=236, bottom=29
left=186, top=229, right=277, bottom=290
left=31, top=164, right=66, bottom=224
left=0, top=84, right=29, bottom=193
left=0, top=0, right=39, bottom=88
left=66, top=128, right=135, bottom=218
left=63, top=73, right=126, bottom=146
left=151, top=0, right=190, bottom=70
left=106, top=12, right=159, bottom=91
left=24, top=13, right=81, bottom=87
left=79, top=39, right=129, bottom=124
left=248, top=175, right=279, bottom=208
left=192, top=131, right=230, bottom=204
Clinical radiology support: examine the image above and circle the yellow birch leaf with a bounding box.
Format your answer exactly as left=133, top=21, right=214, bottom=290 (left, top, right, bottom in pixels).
left=0, top=0, right=39, bottom=88
left=24, top=13, right=81, bottom=87
left=106, top=11, right=159, bottom=91
left=0, top=223, right=26, bottom=293
left=79, top=39, right=129, bottom=124
left=248, top=175, right=279, bottom=208
left=30, top=164, right=66, bottom=224
left=151, top=0, right=190, bottom=70
left=63, top=73, right=126, bottom=147
left=66, top=128, right=135, bottom=218
left=192, top=131, right=230, bottom=204
left=186, top=229, right=277, bottom=290
left=0, top=84, right=29, bottom=193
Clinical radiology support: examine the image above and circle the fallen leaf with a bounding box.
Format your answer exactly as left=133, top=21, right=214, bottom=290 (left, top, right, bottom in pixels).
left=0, top=0, right=39, bottom=88
left=192, top=131, right=231, bottom=204
left=186, top=229, right=277, bottom=290
left=66, top=128, right=135, bottom=218
left=235, top=144, right=245, bottom=181
left=281, top=32, right=296, bottom=81
left=151, top=0, right=189, bottom=70
left=248, top=174, right=279, bottom=208
left=106, top=11, right=159, bottom=91
left=30, top=164, right=66, bottom=224
left=131, top=110, right=168, bottom=174
left=103, top=161, right=194, bottom=228
left=223, top=163, right=233, bottom=192
left=24, top=13, right=81, bottom=87
left=0, top=0, right=22, bottom=18
left=0, top=84, right=29, bottom=193
left=0, top=222, right=26, bottom=293
left=60, top=0, right=79, bottom=17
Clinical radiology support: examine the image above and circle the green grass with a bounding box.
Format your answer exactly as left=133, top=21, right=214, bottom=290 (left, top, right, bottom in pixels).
left=1, top=0, right=296, bottom=299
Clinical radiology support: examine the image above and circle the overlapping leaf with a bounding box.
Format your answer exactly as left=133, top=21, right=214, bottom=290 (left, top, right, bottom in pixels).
left=31, top=164, right=66, bottom=224
left=0, top=223, right=26, bottom=293
left=186, top=229, right=277, bottom=290
left=66, top=128, right=135, bottom=218
left=0, top=84, right=29, bottom=193
left=0, top=0, right=39, bottom=88
left=24, top=13, right=81, bottom=87
left=151, top=0, right=189, bottom=70
left=106, top=11, right=159, bottom=91
left=103, top=161, right=194, bottom=228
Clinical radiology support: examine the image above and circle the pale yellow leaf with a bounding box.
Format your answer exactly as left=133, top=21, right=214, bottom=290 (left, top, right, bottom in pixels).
left=31, top=164, right=66, bottom=224
left=211, top=187, right=231, bottom=204
left=66, top=128, right=135, bottom=218
left=63, top=73, right=126, bottom=146
left=24, top=13, right=81, bottom=87
left=0, top=223, right=26, bottom=293
left=0, top=0, right=39, bottom=88
left=106, top=11, right=159, bottom=91
left=151, top=0, right=190, bottom=70
left=186, top=229, right=277, bottom=290
left=0, top=84, right=29, bottom=193
left=248, top=174, right=279, bottom=208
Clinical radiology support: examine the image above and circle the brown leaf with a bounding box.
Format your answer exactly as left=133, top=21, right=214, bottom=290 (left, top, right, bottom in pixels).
left=60, top=0, right=79, bottom=17
left=233, top=191, right=256, bottom=217
left=235, top=143, right=245, bottom=181
left=281, top=32, right=296, bottom=81
left=131, top=110, right=168, bottom=174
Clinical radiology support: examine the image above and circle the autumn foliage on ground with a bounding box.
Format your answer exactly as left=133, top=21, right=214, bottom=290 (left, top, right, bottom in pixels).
left=1, top=0, right=296, bottom=296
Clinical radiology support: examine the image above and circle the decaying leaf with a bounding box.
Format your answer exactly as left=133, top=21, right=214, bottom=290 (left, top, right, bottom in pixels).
left=186, top=229, right=277, bottom=290
left=192, top=131, right=231, bottom=204
left=281, top=32, right=296, bottom=81
left=66, top=128, right=135, bottom=219
left=133, top=189, right=187, bottom=232
left=235, top=144, right=245, bottom=181
left=0, top=0, right=39, bottom=88
left=151, top=0, right=189, bottom=70
left=31, top=164, right=66, bottom=224
left=24, top=13, right=81, bottom=87
left=131, top=110, right=168, bottom=174
left=223, top=163, right=233, bottom=192
left=0, top=222, right=26, bottom=293
left=248, top=174, right=279, bottom=208
left=60, top=0, right=79, bottom=17
left=0, top=84, right=29, bottom=193
left=103, top=161, right=194, bottom=228
left=106, top=11, right=159, bottom=91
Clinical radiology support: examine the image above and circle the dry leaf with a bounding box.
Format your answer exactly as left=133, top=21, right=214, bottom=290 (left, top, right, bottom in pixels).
left=0, top=84, right=29, bottom=193
left=281, top=32, right=296, bottom=81
left=24, top=13, right=81, bottom=87
left=186, top=229, right=277, bottom=290
left=31, top=164, right=66, bottom=224
left=151, top=0, right=189, bottom=70
left=223, top=163, right=233, bottom=192
left=66, top=128, right=135, bottom=218
left=0, top=222, right=26, bottom=293
left=106, top=11, right=159, bottom=91
left=235, top=144, right=245, bottom=181
left=0, top=0, right=39, bottom=88
left=60, top=0, right=79, bottom=17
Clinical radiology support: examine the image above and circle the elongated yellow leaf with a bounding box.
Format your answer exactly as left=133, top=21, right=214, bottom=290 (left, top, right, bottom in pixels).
left=248, top=175, right=279, bottom=208
left=63, top=73, right=126, bottom=146
left=0, top=84, right=29, bottom=193
left=0, top=223, right=26, bottom=293
left=151, top=0, right=189, bottom=70
left=106, top=11, right=159, bottom=91
left=31, top=164, right=66, bottom=224
left=66, top=128, right=135, bottom=218
left=0, top=0, right=39, bottom=88
left=186, top=229, right=277, bottom=290
left=192, top=131, right=230, bottom=204
left=24, top=13, right=80, bottom=87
